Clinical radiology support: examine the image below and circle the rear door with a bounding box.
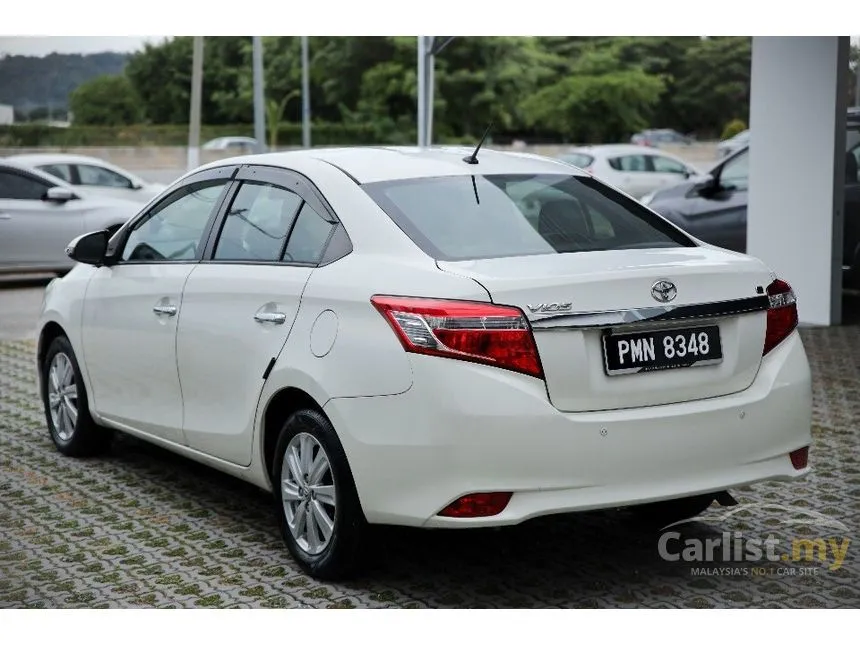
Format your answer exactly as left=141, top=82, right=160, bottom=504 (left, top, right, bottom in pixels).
left=176, top=165, right=339, bottom=466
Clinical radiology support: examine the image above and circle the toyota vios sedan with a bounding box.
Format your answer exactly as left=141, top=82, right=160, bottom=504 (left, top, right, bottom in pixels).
left=36, top=146, right=812, bottom=580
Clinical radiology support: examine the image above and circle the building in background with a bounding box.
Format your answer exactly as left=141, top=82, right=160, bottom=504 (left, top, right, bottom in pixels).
left=0, top=104, right=13, bottom=125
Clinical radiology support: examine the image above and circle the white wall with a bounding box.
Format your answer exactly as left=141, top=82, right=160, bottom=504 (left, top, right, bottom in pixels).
left=0, top=104, right=13, bottom=125
left=747, top=36, right=849, bottom=326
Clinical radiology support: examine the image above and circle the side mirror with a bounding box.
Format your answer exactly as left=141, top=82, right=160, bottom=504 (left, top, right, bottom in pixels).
left=45, top=186, right=76, bottom=203
left=66, top=230, right=109, bottom=266
left=694, top=174, right=718, bottom=197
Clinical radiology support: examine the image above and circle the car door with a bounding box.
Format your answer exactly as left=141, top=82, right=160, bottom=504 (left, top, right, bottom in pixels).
left=677, top=149, right=749, bottom=253
left=79, top=165, right=237, bottom=443
left=176, top=165, right=340, bottom=465
left=606, top=154, right=654, bottom=198
left=0, top=167, right=84, bottom=270
left=842, top=132, right=860, bottom=271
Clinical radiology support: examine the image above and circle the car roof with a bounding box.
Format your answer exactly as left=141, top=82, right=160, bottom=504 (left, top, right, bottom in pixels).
left=6, top=152, right=118, bottom=166
left=195, top=145, right=587, bottom=184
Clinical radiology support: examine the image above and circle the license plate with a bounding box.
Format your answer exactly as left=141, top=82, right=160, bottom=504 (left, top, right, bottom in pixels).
left=602, top=325, right=723, bottom=376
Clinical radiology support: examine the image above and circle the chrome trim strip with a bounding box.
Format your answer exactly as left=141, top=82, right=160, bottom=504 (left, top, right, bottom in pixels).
left=529, top=295, right=770, bottom=331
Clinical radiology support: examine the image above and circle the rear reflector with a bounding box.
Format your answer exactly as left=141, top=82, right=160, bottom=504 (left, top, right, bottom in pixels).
left=438, top=492, right=513, bottom=518
left=371, top=296, right=544, bottom=379
left=789, top=446, right=809, bottom=470
left=763, top=278, right=798, bottom=356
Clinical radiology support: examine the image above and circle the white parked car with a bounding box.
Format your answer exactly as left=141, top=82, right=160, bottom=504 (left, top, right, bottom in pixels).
left=202, top=136, right=260, bottom=153
left=0, top=159, right=142, bottom=275
left=558, top=144, right=701, bottom=199
left=36, top=146, right=812, bottom=580
left=6, top=153, right=166, bottom=204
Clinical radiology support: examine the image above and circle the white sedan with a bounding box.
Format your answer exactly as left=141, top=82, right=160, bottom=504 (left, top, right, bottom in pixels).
left=36, top=146, right=812, bottom=580
left=6, top=153, right=166, bottom=204
left=558, top=144, right=701, bottom=199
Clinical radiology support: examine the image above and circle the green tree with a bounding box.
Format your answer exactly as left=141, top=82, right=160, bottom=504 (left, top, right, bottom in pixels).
left=69, top=74, right=141, bottom=126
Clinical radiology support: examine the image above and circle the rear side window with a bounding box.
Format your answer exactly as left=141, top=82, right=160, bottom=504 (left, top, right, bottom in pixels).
left=283, top=202, right=336, bottom=264
left=608, top=155, right=649, bottom=172
left=214, top=182, right=302, bottom=261
left=39, top=164, right=73, bottom=183
left=363, top=173, right=695, bottom=262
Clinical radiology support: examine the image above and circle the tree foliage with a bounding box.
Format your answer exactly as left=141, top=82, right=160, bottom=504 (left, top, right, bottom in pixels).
left=69, top=74, right=141, bottom=126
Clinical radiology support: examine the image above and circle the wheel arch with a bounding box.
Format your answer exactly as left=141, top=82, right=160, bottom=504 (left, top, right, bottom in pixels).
left=260, top=386, right=330, bottom=488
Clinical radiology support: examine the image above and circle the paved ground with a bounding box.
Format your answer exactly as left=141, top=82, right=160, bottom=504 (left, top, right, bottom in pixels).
left=1, top=303, right=858, bottom=607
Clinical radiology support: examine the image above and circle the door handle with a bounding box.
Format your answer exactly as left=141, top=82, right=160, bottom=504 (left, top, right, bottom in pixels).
left=153, top=305, right=177, bottom=316
left=254, top=311, right=287, bottom=324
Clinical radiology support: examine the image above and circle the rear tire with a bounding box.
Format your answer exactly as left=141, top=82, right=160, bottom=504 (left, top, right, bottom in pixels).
left=628, top=493, right=716, bottom=529
left=41, top=336, right=112, bottom=457
left=272, top=408, right=367, bottom=580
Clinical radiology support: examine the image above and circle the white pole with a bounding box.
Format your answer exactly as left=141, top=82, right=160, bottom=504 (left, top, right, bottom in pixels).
left=301, top=36, right=311, bottom=148
left=426, top=37, right=435, bottom=146
left=252, top=36, right=266, bottom=153
left=417, top=36, right=426, bottom=147
left=187, top=36, right=204, bottom=171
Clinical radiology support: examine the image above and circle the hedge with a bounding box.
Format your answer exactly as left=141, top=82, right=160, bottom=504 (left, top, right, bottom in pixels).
left=0, top=122, right=398, bottom=147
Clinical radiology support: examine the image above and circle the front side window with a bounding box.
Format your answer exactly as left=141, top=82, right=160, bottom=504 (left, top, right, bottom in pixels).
left=651, top=156, right=688, bottom=175
left=213, top=182, right=302, bottom=261
left=719, top=151, right=749, bottom=191
left=608, top=155, right=649, bottom=172
left=0, top=169, right=51, bottom=200
left=77, top=164, right=133, bottom=189
left=122, top=180, right=228, bottom=262
left=38, top=164, right=73, bottom=183
left=363, top=173, right=695, bottom=262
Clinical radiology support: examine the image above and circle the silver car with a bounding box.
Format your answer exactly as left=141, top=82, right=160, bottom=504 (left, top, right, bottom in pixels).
left=0, top=160, right=143, bottom=275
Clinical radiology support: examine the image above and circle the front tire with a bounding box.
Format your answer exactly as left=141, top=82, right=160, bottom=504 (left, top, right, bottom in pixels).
left=41, top=336, right=112, bottom=457
left=272, top=409, right=367, bottom=580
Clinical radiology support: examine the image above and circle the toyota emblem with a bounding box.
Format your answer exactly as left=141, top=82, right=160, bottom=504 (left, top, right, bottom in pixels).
left=651, top=280, right=677, bottom=303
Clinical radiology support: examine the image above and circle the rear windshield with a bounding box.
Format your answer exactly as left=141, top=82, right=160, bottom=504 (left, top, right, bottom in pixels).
left=363, top=173, right=696, bottom=262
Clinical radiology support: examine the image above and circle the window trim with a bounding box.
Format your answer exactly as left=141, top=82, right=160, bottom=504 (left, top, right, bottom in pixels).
left=106, top=164, right=240, bottom=266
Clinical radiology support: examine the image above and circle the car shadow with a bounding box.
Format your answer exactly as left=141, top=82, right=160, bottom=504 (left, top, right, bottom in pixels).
left=104, top=433, right=743, bottom=608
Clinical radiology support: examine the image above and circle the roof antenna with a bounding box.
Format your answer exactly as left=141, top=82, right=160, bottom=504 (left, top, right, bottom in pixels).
left=463, top=121, right=494, bottom=165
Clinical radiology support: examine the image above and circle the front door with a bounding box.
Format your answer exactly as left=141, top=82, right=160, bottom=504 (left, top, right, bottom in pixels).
left=0, top=167, right=83, bottom=270
left=80, top=170, right=234, bottom=442
left=176, top=166, right=337, bottom=465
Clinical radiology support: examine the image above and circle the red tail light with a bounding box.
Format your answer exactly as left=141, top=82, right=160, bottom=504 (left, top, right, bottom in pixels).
left=370, top=296, right=544, bottom=379
left=438, top=492, right=512, bottom=518
left=763, top=278, right=799, bottom=356
left=789, top=446, right=809, bottom=470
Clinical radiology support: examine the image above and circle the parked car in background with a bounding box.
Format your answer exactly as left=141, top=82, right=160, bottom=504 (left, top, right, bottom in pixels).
left=630, top=129, right=694, bottom=147
left=37, top=146, right=811, bottom=580
left=558, top=144, right=701, bottom=199
left=642, top=112, right=860, bottom=285
left=0, top=159, right=140, bottom=275
left=716, top=129, right=750, bottom=158
left=202, top=136, right=260, bottom=154
left=6, top=154, right=166, bottom=204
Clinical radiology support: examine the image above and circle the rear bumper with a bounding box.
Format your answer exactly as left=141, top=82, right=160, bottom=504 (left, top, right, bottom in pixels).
left=324, top=331, right=812, bottom=528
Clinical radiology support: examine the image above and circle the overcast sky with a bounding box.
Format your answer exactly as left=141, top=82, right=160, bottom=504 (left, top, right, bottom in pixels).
left=0, top=37, right=170, bottom=57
